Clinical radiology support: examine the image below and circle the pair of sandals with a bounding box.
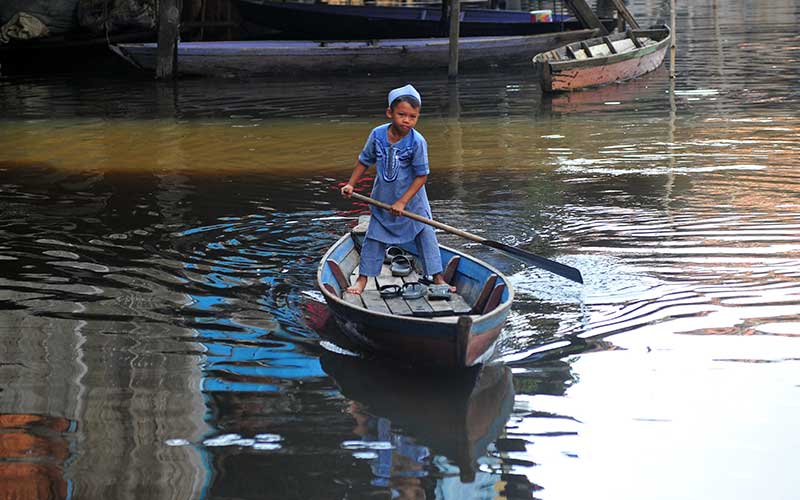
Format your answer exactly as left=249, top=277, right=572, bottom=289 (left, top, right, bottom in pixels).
left=378, top=282, right=453, bottom=301
left=379, top=282, right=428, bottom=300
left=385, top=246, right=414, bottom=277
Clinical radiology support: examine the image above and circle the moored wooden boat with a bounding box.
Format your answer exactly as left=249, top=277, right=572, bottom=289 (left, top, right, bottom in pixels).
left=109, top=29, right=600, bottom=77
left=316, top=219, right=513, bottom=368
left=533, top=24, right=671, bottom=92
left=237, top=0, right=613, bottom=39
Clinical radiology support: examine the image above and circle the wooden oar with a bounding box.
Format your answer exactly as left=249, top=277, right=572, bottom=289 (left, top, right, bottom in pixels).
left=350, top=192, right=584, bottom=284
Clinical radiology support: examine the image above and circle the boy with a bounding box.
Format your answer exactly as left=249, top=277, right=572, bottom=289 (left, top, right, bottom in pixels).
left=341, top=84, right=453, bottom=295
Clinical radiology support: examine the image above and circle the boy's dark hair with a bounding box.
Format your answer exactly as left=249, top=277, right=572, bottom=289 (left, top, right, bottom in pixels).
left=390, top=95, right=421, bottom=110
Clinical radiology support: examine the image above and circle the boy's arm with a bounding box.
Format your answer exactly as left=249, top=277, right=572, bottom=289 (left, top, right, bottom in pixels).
left=391, top=175, right=427, bottom=215
left=341, top=161, right=369, bottom=198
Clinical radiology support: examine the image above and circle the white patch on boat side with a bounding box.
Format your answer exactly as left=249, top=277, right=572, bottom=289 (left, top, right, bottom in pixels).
left=319, top=340, right=361, bottom=357
left=165, top=438, right=191, bottom=446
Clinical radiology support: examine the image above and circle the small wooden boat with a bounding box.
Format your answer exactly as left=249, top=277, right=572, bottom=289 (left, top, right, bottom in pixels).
left=237, top=0, right=611, bottom=39
left=110, top=29, right=599, bottom=77
left=316, top=218, right=513, bottom=368
left=533, top=24, right=671, bottom=92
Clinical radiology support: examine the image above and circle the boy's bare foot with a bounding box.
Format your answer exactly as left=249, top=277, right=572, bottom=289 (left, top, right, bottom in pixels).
left=432, top=273, right=457, bottom=293
left=346, top=275, right=368, bottom=295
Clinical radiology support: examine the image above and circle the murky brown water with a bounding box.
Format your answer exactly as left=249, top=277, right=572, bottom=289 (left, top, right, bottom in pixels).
left=1, top=0, right=799, bottom=498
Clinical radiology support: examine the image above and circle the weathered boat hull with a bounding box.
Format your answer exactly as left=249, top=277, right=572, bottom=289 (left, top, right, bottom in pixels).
left=110, top=30, right=600, bottom=77
left=533, top=25, right=671, bottom=92
left=237, top=0, right=612, bottom=39
left=316, top=232, right=513, bottom=368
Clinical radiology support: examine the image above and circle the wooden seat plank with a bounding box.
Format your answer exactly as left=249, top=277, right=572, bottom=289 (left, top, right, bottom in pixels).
left=471, top=273, right=497, bottom=314
left=327, top=260, right=350, bottom=290
left=627, top=30, right=643, bottom=48
left=442, top=255, right=460, bottom=283
left=602, top=36, right=617, bottom=54
left=565, top=46, right=578, bottom=59
left=482, top=284, right=506, bottom=314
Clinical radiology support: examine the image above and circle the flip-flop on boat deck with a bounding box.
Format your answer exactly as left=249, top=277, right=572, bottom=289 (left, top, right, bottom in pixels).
left=317, top=218, right=513, bottom=368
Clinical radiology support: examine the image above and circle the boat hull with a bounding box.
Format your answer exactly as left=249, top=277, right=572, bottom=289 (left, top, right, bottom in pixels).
left=533, top=25, right=671, bottom=92
left=316, top=232, right=513, bottom=368
left=111, top=30, right=599, bottom=77
left=236, top=0, right=612, bottom=39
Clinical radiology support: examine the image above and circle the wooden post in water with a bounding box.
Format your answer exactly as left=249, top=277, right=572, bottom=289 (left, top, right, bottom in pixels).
left=448, top=0, right=461, bottom=79
left=670, top=0, right=677, bottom=78
left=156, top=0, right=180, bottom=79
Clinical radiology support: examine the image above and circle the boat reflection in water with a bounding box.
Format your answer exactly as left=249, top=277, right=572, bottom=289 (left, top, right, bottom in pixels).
left=320, top=350, right=514, bottom=497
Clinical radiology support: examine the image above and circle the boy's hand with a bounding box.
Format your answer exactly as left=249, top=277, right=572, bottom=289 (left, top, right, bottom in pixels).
left=390, top=200, right=406, bottom=216
left=341, top=184, right=354, bottom=198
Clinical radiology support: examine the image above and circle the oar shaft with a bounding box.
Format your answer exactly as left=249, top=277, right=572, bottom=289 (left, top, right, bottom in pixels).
left=350, top=192, right=485, bottom=244
left=348, top=192, right=584, bottom=284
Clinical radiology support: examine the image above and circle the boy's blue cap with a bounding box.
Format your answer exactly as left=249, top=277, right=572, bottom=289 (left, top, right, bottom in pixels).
left=388, top=84, right=421, bottom=107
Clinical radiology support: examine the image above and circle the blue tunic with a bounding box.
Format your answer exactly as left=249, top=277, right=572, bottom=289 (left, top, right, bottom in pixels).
left=358, top=124, right=431, bottom=244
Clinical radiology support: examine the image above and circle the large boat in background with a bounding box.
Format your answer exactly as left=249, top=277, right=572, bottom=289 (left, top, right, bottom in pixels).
left=110, top=28, right=599, bottom=77
left=236, top=0, right=616, bottom=39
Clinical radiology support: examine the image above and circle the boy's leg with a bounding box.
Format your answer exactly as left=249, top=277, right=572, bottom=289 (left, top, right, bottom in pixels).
left=415, top=227, right=456, bottom=291
left=414, top=227, right=443, bottom=276
left=347, top=237, right=385, bottom=294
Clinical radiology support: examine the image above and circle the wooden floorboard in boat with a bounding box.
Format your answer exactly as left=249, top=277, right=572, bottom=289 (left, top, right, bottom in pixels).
left=342, top=257, right=473, bottom=317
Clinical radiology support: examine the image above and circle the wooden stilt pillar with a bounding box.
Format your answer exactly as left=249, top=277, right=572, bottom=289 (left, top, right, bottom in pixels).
left=670, top=0, right=677, bottom=78
left=156, top=0, right=180, bottom=79
left=448, top=0, right=461, bottom=79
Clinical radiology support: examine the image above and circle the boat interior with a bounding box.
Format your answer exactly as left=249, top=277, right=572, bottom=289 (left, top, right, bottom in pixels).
left=545, top=26, right=669, bottom=61
left=321, top=219, right=509, bottom=319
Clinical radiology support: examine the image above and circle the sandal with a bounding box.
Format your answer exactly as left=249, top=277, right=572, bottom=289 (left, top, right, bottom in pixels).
left=390, top=255, right=413, bottom=277
left=384, top=246, right=406, bottom=264
left=427, top=284, right=452, bottom=300
left=401, top=282, right=427, bottom=300
left=378, top=284, right=402, bottom=298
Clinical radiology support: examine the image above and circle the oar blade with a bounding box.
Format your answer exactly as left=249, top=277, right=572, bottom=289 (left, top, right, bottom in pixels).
left=482, top=240, right=584, bottom=284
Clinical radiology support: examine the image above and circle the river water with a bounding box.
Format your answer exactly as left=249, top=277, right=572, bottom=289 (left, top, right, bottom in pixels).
left=1, top=0, right=799, bottom=498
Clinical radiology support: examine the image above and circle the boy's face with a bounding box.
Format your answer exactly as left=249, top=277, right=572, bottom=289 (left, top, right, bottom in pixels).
left=386, top=101, right=420, bottom=136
